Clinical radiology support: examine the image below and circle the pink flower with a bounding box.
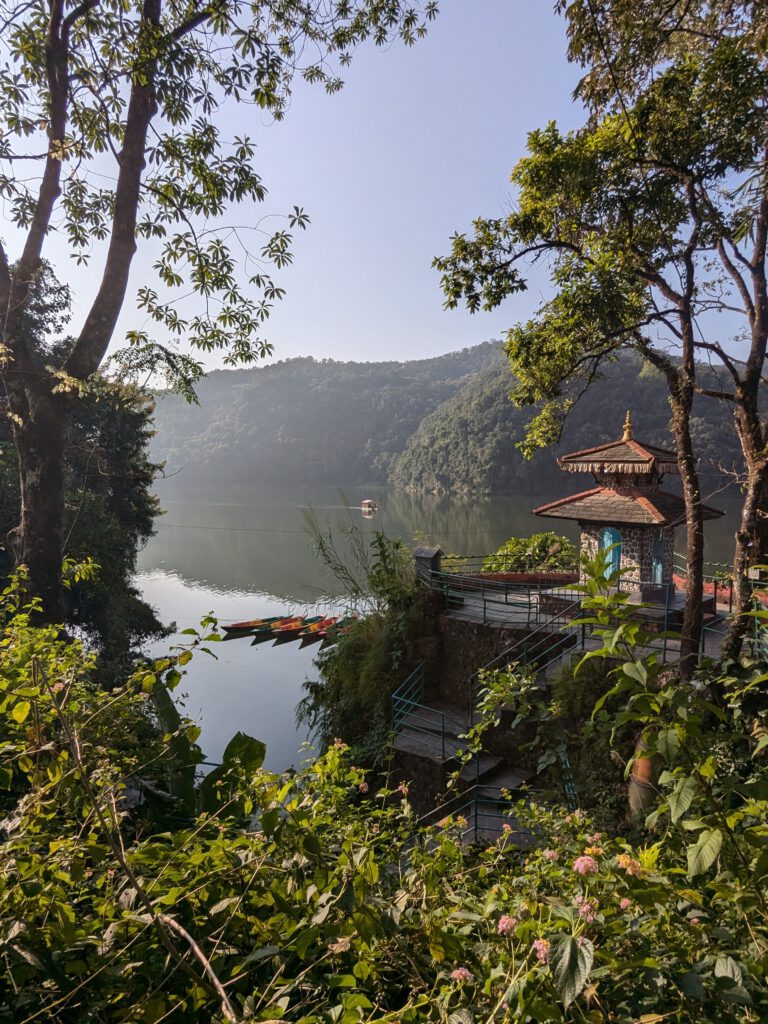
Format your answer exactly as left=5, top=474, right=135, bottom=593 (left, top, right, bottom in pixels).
left=397, top=781, right=409, bottom=795
left=502, top=822, right=513, bottom=833
left=573, top=855, right=599, bottom=876
left=619, top=897, right=632, bottom=911
left=588, top=832, right=603, bottom=844
left=450, top=967, right=474, bottom=983
left=575, top=894, right=599, bottom=922
left=543, top=849, right=558, bottom=861
left=358, top=781, right=368, bottom=794
left=532, top=938, right=550, bottom=964
left=690, top=917, right=700, bottom=925
left=497, top=914, right=518, bottom=936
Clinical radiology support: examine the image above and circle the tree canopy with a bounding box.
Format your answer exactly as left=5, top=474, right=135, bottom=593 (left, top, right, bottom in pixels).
left=434, top=0, right=768, bottom=656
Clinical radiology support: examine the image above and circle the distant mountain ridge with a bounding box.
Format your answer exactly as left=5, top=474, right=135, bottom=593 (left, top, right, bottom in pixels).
left=150, top=343, right=740, bottom=495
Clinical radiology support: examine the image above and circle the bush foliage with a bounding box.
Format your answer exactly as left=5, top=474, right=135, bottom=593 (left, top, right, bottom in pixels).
left=0, top=564, right=766, bottom=1022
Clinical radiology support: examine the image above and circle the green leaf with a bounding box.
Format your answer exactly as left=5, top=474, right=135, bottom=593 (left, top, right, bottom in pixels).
left=622, top=660, right=647, bottom=685
left=11, top=701, right=30, bottom=724
left=221, top=731, right=266, bottom=772
left=551, top=935, right=593, bottom=1008
left=678, top=972, right=705, bottom=1000
left=686, top=828, right=722, bottom=877
left=714, top=955, right=743, bottom=986
left=243, top=945, right=280, bottom=965
left=656, top=727, right=680, bottom=763
left=668, top=776, right=698, bottom=823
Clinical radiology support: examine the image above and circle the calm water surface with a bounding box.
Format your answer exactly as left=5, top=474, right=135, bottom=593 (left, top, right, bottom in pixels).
left=136, top=482, right=741, bottom=770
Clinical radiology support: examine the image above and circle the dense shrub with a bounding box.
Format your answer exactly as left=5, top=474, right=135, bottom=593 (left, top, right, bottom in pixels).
left=1, top=565, right=766, bottom=1022
left=482, top=532, right=578, bottom=574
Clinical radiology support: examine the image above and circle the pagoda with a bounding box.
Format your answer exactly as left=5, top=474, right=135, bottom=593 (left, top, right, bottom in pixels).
left=533, top=413, right=722, bottom=601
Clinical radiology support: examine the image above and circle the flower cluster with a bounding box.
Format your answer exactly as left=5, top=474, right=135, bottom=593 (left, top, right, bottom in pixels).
left=450, top=967, right=474, bottom=983
left=616, top=853, right=643, bottom=877
left=543, top=848, right=558, bottom=861
left=497, top=914, right=518, bottom=936
left=573, top=854, right=599, bottom=876
left=575, top=894, right=599, bottom=922
left=532, top=938, right=550, bottom=964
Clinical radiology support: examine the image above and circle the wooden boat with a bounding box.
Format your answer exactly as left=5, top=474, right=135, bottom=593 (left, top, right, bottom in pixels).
left=248, top=616, right=299, bottom=645
left=298, top=616, right=338, bottom=647
left=318, top=615, right=359, bottom=647
left=272, top=615, right=323, bottom=645
left=223, top=614, right=284, bottom=635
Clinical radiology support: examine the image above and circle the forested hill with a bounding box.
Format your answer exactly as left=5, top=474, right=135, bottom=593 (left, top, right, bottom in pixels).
left=150, top=344, right=740, bottom=495
left=389, top=355, right=740, bottom=495
left=149, top=343, right=504, bottom=487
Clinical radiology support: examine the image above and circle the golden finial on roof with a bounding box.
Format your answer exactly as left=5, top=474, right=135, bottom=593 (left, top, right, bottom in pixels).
left=622, top=410, right=633, bottom=441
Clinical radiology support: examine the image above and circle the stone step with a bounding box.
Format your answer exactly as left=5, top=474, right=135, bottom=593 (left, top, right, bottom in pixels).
left=459, top=752, right=504, bottom=782
left=396, top=704, right=470, bottom=738
left=480, top=766, right=533, bottom=793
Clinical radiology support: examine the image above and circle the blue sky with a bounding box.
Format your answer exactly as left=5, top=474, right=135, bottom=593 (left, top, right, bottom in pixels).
left=246, top=0, right=584, bottom=364
left=7, top=1, right=587, bottom=368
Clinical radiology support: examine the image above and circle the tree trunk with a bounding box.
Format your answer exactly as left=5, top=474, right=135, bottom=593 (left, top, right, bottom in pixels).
left=670, top=386, right=704, bottom=675
left=722, top=456, right=768, bottom=661
left=7, top=382, right=66, bottom=620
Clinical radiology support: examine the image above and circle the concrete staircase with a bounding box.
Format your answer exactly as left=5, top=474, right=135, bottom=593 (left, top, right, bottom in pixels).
left=392, top=700, right=505, bottom=781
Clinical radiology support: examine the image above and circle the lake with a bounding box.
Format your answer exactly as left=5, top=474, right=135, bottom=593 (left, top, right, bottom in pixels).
left=136, top=481, right=742, bottom=771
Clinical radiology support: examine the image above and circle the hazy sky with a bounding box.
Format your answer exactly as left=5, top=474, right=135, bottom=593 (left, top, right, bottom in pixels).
left=243, top=0, right=584, bottom=365
left=11, top=1, right=587, bottom=368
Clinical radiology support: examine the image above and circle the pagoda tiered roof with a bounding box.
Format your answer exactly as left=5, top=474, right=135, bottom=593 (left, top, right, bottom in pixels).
left=558, top=438, right=679, bottom=476
left=533, top=487, right=722, bottom=526
left=557, top=411, right=679, bottom=477
left=535, top=411, right=723, bottom=526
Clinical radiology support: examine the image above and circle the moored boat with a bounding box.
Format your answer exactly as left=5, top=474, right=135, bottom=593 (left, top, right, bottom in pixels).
left=318, top=614, right=359, bottom=647
left=248, top=616, right=300, bottom=644
left=223, top=614, right=284, bottom=634
left=298, top=616, right=338, bottom=647
left=272, top=615, right=323, bottom=645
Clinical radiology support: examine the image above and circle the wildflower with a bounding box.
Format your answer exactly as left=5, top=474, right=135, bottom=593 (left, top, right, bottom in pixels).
left=543, top=849, right=558, bottom=861
left=584, top=845, right=604, bottom=856
left=616, top=853, right=643, bottom=878
left=332, top=738, right=348, bottom=750
left=532, top=938, right=550, bottom=964
left=573, top=855, right=599, bottom=876
left=450, top=967, right=474, bottom=983
left=575, top=895, right=599, bottom=923
left=497, top=914, right=518, bottom=936
left=565, top=809, right=585, bottom=823
left=358, top=781, right=369, bottom=794
left=502, top=822, right=513, bottom=833
left=588, top=832, right=603, bottom=844
left=397, top=781, right=409, bottom=796
left=619, top=897, right=632, bottom=911
left=690, top=917, right=700, bottom=925
left=455, top=815, right=468, bottom=829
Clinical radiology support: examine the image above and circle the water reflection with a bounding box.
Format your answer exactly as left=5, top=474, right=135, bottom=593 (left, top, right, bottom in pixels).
left=136, top=482, right=742, bottom=771
left=138, top=483, right=581, bottom=601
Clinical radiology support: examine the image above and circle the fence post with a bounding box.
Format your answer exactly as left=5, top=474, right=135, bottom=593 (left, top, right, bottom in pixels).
left=441, top=712, right=445, bottom=761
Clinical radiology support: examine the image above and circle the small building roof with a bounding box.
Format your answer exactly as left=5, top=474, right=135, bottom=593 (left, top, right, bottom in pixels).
left=557, top=412, right=679, bottom=476
left=558, top=438, right=679, bottom=476
left=412, top=545, right=443, bottom=558
left=533, top=486, right=723, bottom=526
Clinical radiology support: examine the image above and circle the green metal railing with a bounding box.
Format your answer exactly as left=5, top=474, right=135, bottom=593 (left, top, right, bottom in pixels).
left=415, top=783, right=533, bottom=845
left=467, top=597, right=584, bottom=724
